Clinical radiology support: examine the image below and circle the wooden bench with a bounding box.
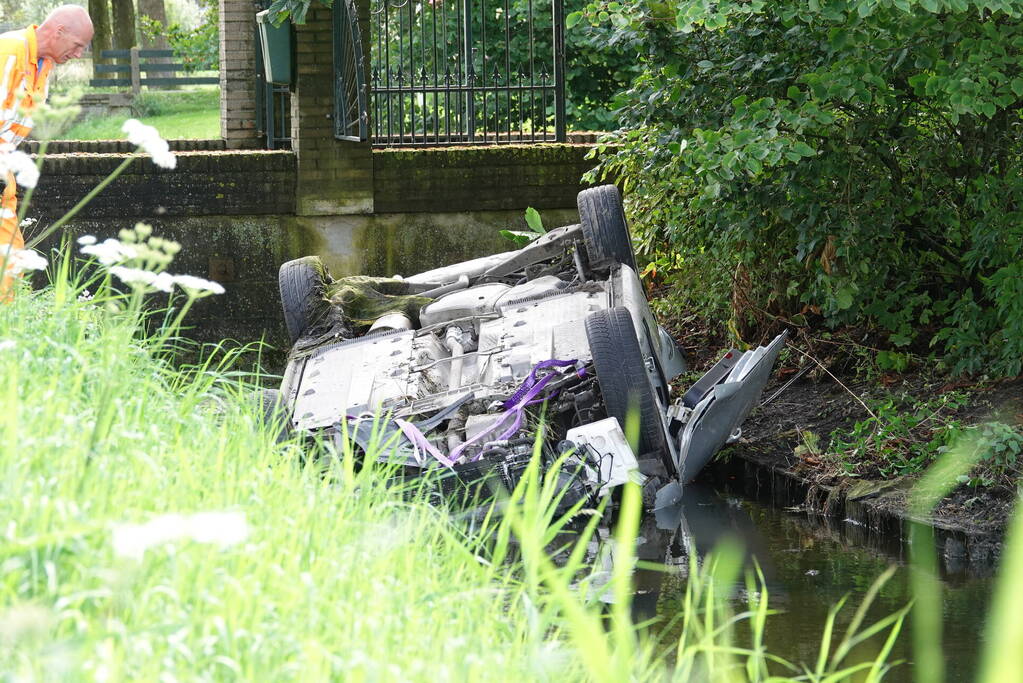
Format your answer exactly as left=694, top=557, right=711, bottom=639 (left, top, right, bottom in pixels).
left=89, top=48, right=218, bottom=94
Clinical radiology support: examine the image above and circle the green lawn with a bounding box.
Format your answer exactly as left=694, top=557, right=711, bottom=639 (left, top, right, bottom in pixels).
left=61, top=88, right=221, bottom=140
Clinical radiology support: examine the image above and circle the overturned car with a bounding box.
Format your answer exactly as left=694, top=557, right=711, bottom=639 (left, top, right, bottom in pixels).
left=271, top=185, right=785, bottom=507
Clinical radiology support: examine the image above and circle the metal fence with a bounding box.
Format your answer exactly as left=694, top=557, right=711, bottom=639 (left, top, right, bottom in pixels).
left=367, top=0, right=565, bottom=146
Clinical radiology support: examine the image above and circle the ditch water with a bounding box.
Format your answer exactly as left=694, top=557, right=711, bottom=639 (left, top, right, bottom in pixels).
left=630, top=481, right=995, bottom=682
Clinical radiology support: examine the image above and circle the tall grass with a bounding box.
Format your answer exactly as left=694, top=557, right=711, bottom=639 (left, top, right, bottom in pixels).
left=0, top=254, right=1005, bottom=681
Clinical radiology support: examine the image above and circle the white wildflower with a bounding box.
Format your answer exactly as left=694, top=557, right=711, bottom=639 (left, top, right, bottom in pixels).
left=171, top=274, right=225, bottom=296
left=111, top=511, right=249, bottom=561
left=151, top=272, right=174, bottom=293
left=0, top=340, right=14, bottom=351
left=0, top=604, right=53, bottom=644
left=1, top=246, right=47, bottom=275
left=77, top=289, right=93, bottom=302
left=122, top=119, right=176, bottom=170
left=109, top=267, right=174, bottom=293
left=18, top=217, right=36, bottom=228
left=77, top=235, right=97, bottom=246
left=80, top=237, right=137, bottom=266
left=0, top=150, right=40, bottom=189
left=109, top=266, right=156, bottom=289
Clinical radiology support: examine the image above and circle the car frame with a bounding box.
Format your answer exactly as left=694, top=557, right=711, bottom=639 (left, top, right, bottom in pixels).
left=270, top=185, right=786, bottom=507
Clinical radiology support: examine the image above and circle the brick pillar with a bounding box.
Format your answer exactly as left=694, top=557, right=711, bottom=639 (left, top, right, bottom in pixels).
left=219, top=0, right=260, bottom=149
left=291, top=2, right=374, bottom=215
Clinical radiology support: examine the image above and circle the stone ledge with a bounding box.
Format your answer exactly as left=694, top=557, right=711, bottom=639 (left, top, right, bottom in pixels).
left=21, top=139, right=229, bottom=154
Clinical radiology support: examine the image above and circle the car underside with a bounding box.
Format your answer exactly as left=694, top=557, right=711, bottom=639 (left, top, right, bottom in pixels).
left=271, top=186, right=786, bottom=509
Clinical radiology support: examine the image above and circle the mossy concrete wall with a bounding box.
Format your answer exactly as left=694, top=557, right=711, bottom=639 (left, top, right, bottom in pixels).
left=26, top=145, right=590, bottom=345
left=373, top=145, right=597, bottom=213
left=35, top=210, right=579, bottom=344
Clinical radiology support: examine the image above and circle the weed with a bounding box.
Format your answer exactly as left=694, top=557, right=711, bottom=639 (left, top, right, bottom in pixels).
left=827, top=391, right=969, bottom=477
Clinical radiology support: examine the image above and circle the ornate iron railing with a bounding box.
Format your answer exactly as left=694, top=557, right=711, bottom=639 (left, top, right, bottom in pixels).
left=334, top=0, right=369, bottom=141
left=368, top=0, right=565, bottom=146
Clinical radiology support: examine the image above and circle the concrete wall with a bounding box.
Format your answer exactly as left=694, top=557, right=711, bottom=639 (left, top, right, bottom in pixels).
left=374, top=145, right=597, bottom=213
left=34, top=150, right=295, bottom=218
left=27, top=146, right=591, bottom=345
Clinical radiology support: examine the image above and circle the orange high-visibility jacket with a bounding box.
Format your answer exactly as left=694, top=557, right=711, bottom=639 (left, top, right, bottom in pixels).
left=0, top=25, right=53, bottom=147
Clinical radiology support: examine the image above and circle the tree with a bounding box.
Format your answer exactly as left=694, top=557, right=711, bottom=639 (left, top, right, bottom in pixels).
left=138, top=0, right=169, bottom=50
left=111, top=0, right=136, bottom=49
left=576, top=0, right=1023, bottom=376
left=140, top=0, right=218, bottom=71
left=88, top=0, right=112, bottom=74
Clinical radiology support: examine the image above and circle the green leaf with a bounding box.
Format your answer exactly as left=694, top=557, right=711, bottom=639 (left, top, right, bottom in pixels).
left=524, top=207, right=545, bottom=234
left=500, top=230, right=538, bottom=247
left=675, top=10, right=690, bottom=32
left=919, top=0, right=939, bottom=12
left=792, top=141, right=817, bottom=157
left=1011, top=78, right=1023, bottom=97
left=565, top=11, right=583, bottom=29
left=890, top=333, right=912, bottom=347
left=835, top=287, right=854, bottom=311
left=697, top=60, right=714, bottom=70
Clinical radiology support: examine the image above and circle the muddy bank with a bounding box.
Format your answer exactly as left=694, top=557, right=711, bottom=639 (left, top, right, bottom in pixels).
left=696, top=371, right=1023, bottom=565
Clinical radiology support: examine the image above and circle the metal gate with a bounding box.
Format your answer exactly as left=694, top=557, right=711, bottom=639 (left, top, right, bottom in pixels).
left=364, top=0, right=565, bottom=146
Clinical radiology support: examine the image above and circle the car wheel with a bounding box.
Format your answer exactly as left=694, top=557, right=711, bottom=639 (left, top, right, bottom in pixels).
left=260, top=388, right=292, bottom=443
left=279, top=256, right=329, bottom=344
left=584, top=306, right=669, bottom=466
left=577, top=184, right=638, bottom=272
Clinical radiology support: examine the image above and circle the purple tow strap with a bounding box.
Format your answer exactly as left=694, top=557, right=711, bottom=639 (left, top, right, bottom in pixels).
left=387, top=358, right=584, bottom=468
left=395, top=418, right=453, bottom=467
left=501, top=359, right=585, bottom=410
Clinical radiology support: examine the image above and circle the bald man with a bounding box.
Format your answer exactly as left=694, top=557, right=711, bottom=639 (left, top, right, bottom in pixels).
left=0, top=5, right=93, bottom=296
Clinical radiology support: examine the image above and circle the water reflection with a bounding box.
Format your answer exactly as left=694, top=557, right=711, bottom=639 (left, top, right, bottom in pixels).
left=635, top=482, right=994, bottom=682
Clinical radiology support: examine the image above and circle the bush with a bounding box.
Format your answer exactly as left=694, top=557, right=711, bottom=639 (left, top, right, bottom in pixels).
left=141, top=0, right=219, bottom=71
left=580, top=0, right=1023, bottom=376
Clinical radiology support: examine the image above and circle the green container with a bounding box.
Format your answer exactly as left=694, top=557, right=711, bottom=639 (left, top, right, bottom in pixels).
left=256, top=10, right=292, bottom=85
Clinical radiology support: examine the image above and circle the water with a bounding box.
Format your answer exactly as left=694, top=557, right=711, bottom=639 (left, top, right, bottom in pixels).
left=633, top=483, right=995, bottom=682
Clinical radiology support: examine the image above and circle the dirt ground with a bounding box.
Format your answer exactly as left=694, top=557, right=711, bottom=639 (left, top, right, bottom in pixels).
left=740, top=373, right=1022, bottom=535
left=664, top=313, right=1023, bottom=537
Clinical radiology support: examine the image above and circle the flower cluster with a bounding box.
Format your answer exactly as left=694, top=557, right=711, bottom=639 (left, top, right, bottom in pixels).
left=78, top=235, right=138, bottom=266
left=78, top=225, right=225, bottom=298
left=0, top=149, right=39, bottom=189
left=1, top=245, right=47, bottom=275
left=111, top=511, right=250, bottom=560
left=122, top=119, right=176, bottom=169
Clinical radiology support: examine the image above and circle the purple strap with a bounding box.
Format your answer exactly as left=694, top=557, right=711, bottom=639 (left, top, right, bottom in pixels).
left=394, top=418, right=452, bottom=467
left=452, top=370, right=558, bottom=462
left=501, top=359, right=585, bottom=410
left=383, top=358, right=584, bottom=468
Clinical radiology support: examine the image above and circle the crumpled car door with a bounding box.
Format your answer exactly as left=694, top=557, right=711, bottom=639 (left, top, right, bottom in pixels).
left=673, top=331, right=789, bottom=483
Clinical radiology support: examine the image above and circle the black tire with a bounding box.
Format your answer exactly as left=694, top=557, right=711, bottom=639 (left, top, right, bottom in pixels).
left=260, top=388, right=292, bottom=444
left=279, top=256, right=329, bottom=345
left=577, top=185, right=637, bottom=272
left=584, top=307, right=669, bottom=467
